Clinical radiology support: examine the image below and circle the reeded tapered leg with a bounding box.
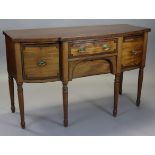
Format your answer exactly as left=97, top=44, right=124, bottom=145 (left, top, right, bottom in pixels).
left=136, top=68, right=144, bottom=107
left=119, top=72, right=123, bottom=95
left=63, top=82, right=68, bottom=127
left=113, top=73, right=120, bottom=117
left=8, top=75, right=15, bottom=113
left=17, top=83, right=25, bottom=129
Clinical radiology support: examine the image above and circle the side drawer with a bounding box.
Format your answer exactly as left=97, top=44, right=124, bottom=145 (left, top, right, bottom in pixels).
left=122, top=34, right=144, bottom=68
left=21, top=43, right=59, bottom=81
left=69, top=38, right=117, bottom=58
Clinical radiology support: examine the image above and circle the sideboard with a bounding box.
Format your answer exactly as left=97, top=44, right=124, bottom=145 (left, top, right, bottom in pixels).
left=3, top=24, right=151, bottom=129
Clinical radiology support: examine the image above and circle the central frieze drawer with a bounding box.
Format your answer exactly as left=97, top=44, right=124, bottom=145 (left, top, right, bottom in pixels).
left=69, top=39, right=117, bottom=57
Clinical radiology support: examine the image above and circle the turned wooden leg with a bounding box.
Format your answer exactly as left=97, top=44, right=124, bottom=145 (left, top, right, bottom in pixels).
left=119, top=72, right=123, bottom=95
left=17, top=83, right=25, bottom=129
left=62, top=82, right=68, bottom=127
left=8, top=75, right=15, bottom=113
left=113, top=73, right=120, bottom=117
left=136, top=68, right=144, bottom=107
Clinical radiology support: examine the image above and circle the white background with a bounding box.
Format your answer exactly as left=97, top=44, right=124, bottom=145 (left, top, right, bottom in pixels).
left=0, top=0, right=154, bottom=155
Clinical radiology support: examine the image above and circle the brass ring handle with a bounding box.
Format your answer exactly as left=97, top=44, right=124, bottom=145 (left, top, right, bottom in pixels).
left=78, top=47, right=85, bottom=53
left=37, top=60, right=47, bottom=67
left=103, top=43, right=111, bottom=51
left=131, top=49, right=138, bottom=55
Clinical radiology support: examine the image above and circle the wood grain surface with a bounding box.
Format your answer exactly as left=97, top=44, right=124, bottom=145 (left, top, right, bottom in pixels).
left=22, top=44, right=59, bottom=80
left=3, top=24, right=150, bottom=42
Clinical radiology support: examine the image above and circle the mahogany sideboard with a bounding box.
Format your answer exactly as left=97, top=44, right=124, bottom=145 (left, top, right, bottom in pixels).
left=3, top=24, right=151, bottom=129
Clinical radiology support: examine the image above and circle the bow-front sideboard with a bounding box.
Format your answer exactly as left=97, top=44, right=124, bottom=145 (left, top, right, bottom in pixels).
left=3, top=24, right=151, bottom=129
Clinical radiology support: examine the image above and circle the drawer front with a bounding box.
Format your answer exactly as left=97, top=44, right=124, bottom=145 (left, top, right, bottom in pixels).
left=22, top=44, right=59, bottom=81
left=122, top=35, right=144, bottom=68
left=69, top=59, right=115, bottom=80
left=69, top=39, right=117, bottom=57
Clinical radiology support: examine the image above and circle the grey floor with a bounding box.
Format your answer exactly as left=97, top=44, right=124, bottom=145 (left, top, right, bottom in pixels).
left=0, top=69, right=155, bottom=136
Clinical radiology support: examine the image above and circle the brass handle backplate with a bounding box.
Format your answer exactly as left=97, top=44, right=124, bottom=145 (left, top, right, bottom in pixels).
left=131, top=49, right=138, bottom=55
left=37, top=60, right=47, bottom=67
left=103, top=43, right=111, bottom=51
left=78, top=47, right=85, bottom=53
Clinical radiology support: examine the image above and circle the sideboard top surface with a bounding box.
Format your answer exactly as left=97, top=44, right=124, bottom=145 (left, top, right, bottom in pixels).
left=3, top=24, right=151, bottom=42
